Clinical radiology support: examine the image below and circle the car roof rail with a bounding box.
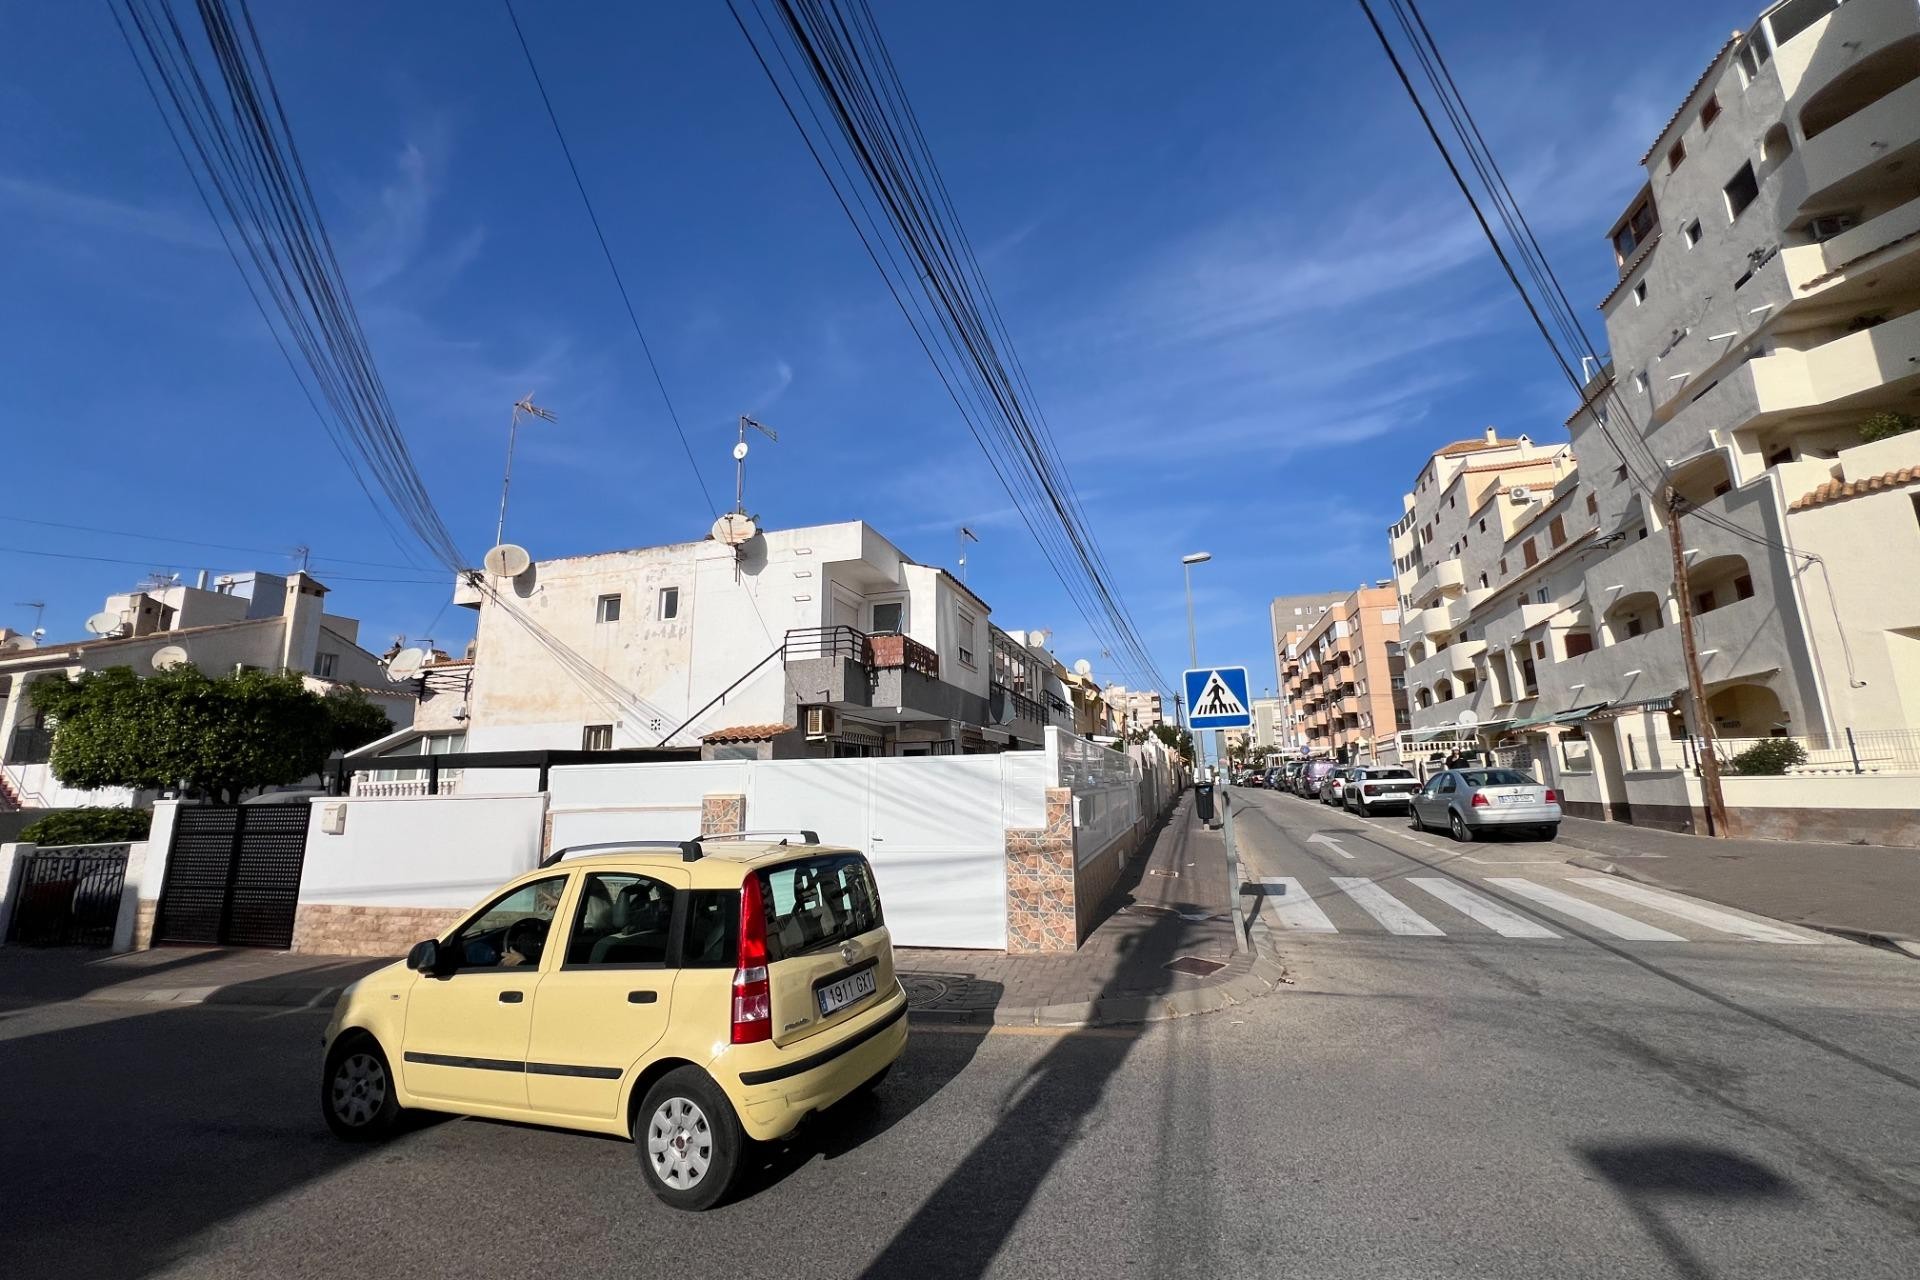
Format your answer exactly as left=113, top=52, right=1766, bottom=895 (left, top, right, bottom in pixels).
left=540, top=839, right=704, bottom=868
left=700, top=829, right=820, bottom=846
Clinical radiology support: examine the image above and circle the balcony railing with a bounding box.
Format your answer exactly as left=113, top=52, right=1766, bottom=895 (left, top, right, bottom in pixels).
left=7, top=726, right=53, bottom=765
left=995, top=683, right=1047, bottom=724
left=783, top=625, right=939, bottom=679
left=871, top=632, right=940, bottom=678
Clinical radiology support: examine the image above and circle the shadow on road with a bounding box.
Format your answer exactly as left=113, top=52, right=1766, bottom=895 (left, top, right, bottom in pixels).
left=1579, top=1141, right=1797, bottom=1280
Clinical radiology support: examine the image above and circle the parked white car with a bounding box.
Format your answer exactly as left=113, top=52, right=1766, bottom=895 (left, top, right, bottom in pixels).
left=1344, top=766, right=1420, bottom=815
left=1409, top=768, right=1561, bottom=841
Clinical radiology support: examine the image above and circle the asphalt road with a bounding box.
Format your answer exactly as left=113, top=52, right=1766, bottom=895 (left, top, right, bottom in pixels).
left=4, top=792, right=1917, bottom=1279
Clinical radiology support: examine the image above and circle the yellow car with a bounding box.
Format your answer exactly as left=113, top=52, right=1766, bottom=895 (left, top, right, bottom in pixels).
left=318, top=834, right=907, bottom=1209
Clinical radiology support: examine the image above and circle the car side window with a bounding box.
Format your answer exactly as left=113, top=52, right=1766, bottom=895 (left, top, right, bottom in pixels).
left=565, top=873, right=677, bottom=968
left=1438, top=774, right=1457, bottom=793
left=450, top=876, right=568, bottom=972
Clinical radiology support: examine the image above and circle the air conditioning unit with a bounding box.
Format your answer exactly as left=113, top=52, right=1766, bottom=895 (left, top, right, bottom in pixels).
left=1807, top=212, right=1858, bottom=244
left=805, top=706, right=835, bottom=738
left=1508, top=486, right=1535, bottom=503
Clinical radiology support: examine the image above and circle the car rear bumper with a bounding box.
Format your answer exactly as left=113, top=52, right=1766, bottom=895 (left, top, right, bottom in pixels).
left=725, top=991, right=909, bottom=1141
left=1355, top=792, right=1415, bottom=808
left=1465, top=804, right=1562, bottom=827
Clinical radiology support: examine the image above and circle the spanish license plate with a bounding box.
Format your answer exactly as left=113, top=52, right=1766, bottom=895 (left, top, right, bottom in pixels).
left=817, top=967, right=878, bottom=1016
left=1498, top=794, right=1528, bottom=806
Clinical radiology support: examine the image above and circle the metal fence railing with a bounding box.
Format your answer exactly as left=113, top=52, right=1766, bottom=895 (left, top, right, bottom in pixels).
left=5, top=842, right=131, bottom=947
left=1707, top=728, right=1920, bottom=776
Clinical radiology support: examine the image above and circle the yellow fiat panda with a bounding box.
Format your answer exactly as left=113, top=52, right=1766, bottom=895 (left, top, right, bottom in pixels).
left=318, top=834, right=907, bottom=1210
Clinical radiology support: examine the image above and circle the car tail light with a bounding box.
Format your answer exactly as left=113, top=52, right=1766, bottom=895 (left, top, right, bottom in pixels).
left=731, top=872, right=772, bottom=1044
left=1544, top=789, right=1559, bottom=804
left=1470, top=792, right=1490, bottom=808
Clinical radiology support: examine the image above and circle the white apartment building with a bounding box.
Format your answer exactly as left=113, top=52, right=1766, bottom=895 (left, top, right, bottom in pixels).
left=0, top=570, right=411, bottom=810
left=373, top=520, right=1047, bottom=771
left=1394, top=0, right=1920, bottom=835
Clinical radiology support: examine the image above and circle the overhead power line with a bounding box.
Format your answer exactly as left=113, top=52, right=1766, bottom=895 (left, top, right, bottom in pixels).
left=0, top=513, right=432, bottom=572
left=0, top=542, right=447, bottom=584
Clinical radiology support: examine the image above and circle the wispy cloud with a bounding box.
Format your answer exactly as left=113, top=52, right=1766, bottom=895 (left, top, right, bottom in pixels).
left=0, top=174, right=220, bottom=251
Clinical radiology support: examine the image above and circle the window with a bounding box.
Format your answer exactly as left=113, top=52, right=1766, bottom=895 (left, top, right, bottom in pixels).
left=754, top=853, right=884, bottom=962
left=871, top=600, right=904, bottom=634
left=1478, top=518, right=1487, bottom=533
left=1668, top=140, right=1687, bottom=172
left=1684, top=219, right=1703, bottom=248
left=1565, top=631, right=1596, bottom=658
left=1523, top=539, right=1539, bottom=567
left=1612, top=197, right=1658, bottom=264
left=1734, top=574, right=1755, bottom=600
left=1626, top=616, right=1645, bottom=638
left=314, top=652, right=337, bottom=679
left=1724, top=162, right=1759, bottom=221
left=956, top=608, right=977, bottom=668
left=1616, top=464, right=1629, bottom=481
left=449, top=877, right=567, bottom=971
left=1535, top=588, right=1550, bottom=606
left=1499, top=557, right=1508, bottom=575
left=596, top=594, right=622, bottom=623
left=1478, top=572, right=1489, bottom=589
left=565, top=873, right=676, bottom=967
left=1633, top=280, right=1647, bottom=305
left=1550, top=515, right=1567, bottom=547
left=1695, top=590, right=1718, bottom=614
left=1521, top=659, right=1538, bottom=696
left=1634, top=371, right=1649, bottom=395
left=1769, top=0, right=1836, bottom=47
left=1700, top=94, right=1721, bottom=129
left=582, top=724, right=614, bottom=751
left=1738, top=31, right=1771, bottom=81
left=658, top=587, right=679, bottom=621
left=1587, top=492, right=1600, bottom=516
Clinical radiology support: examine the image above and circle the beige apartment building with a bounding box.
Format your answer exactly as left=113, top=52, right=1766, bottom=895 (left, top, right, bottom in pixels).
left=1270, top=591, right=1349, bottom=749
left=1390, top=0, right=1920, bottom=841
left=1278, top=586, right=1407, bottom=762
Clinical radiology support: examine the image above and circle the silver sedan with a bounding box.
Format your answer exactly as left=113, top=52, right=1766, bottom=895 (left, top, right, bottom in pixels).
left=1409, top=768, right=1561, bottom=842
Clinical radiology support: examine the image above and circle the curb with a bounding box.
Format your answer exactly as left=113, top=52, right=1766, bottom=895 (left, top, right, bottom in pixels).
left=904, top=921, right=1290, bottom=1031
left=1569, top=856, right=1920, bottom=959
left=76, top=983, right=346, bottom=1009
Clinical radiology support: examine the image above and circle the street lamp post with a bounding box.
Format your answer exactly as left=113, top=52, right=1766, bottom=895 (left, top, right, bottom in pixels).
left=1181, top=552, right=1212, bottom=772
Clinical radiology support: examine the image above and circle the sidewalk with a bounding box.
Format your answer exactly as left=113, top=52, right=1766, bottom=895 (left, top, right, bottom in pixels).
left=1556, top=816, right=1920, bottom=953
left=0, top=796, right=1286, bottom=1026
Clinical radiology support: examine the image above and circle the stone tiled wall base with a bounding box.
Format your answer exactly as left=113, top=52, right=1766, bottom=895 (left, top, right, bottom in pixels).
left=292, top=903, right=467, bottom=957
left=1073, top=819, right=1144, bottom=943
left=701, top=794, right=746, bottom=838
left=132, top=901, right=158, bottom=950
left=1007, top=789, right=1076, bottom=954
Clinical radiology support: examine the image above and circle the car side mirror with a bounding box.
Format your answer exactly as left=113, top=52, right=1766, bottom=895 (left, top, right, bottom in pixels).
left=407, top=939, right=443, bottom=975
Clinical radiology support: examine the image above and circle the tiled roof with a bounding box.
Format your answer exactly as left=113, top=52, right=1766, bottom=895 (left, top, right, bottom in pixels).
left=701, top=723, right=793, bottom=743
left=1438, top=437, right=1521, bottom=456
left=1637, top=33, right=1743, bottom=165
left=1460, top=457, right=1559, bottom=475
left=1789, top=466, right=1920, bottom=511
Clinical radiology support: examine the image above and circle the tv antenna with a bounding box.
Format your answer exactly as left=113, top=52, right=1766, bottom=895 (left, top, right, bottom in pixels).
left=957, top=526, right=979, bottom=583
left=733, top=414, right=777, bottom=515
left=497, top=394, right=558, bottom=547
left=14, top=601, right=45, bottom=634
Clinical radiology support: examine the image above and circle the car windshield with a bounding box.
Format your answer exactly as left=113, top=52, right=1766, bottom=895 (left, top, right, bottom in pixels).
left=1461, top=769, right=1536, bottom=787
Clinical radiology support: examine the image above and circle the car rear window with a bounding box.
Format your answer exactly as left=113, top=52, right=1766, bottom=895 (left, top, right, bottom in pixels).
left=756, top=854, right=884, bottom=962
left=1367, top=769, right=1415, bottom=780
left=1461, top=769, right=1535, bottom=787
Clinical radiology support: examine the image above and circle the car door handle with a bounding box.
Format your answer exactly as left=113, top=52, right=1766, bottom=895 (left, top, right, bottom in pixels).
left=627, top=990, right=658, bottom=1005
left=498, top=990, right=525, bottom=1004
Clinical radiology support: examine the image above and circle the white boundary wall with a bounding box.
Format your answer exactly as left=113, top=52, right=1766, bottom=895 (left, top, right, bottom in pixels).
left=547, top=754, right=1047, bottom=949
left=299, top=794, right=548, bottom=908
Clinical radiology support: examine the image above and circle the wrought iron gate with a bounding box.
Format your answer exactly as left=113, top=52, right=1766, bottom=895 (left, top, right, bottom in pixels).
left=155, top=806, right=310, bottom=949
left=4, top=844, right=130, bottom=947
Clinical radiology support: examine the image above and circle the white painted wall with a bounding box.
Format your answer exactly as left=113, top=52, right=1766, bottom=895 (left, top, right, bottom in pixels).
left=299, top=794, right=547, bottom=908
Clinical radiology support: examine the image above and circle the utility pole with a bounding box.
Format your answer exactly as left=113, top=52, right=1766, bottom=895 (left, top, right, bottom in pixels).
left=1666, top=488, right=1730, bottom=837
left=497, top=394, right=557, bottom=547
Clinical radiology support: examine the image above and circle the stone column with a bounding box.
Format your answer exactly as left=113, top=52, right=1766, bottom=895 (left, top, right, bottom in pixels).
left=700, top=793, right=747, bottom=838
left=1006, top=787, right=1076, bottom=954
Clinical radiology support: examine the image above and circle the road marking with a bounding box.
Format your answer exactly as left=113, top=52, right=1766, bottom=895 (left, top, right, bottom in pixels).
left=1405, top=878, right=1563, bottom=938
left=1331, top=877, right=1446, bottom=936
left=1487, top=879, right=1686, bottom=941
left=1257, top=877, right=1339, bottom=932
left=1307, top=833, right=1355, bottom=860
left=1568, top=877, right=1820, bottom=944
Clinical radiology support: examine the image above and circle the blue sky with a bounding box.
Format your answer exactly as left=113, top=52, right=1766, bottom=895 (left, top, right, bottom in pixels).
left=1, top=1, right=1758, bottom=699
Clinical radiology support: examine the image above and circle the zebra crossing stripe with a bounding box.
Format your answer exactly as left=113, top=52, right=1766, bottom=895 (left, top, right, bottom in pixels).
left=1568, top=877, right=1820, bottom=944
left=1406, top=878, right=1562, bottom=939
left=1487, top=879, right=1686, bottom=941
left=1257, top=878, right=1338, bottom=932
left=1331, top=877, right=1445, bottom=936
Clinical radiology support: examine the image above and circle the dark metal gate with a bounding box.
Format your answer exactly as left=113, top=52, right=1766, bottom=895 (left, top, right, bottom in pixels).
left=155, top=806, right=311, bottom=949
left=4, top=844, right=130, bottom=947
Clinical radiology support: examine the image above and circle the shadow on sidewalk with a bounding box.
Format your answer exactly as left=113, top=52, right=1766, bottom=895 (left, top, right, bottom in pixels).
left=0, top=946, right=247, bottom=1011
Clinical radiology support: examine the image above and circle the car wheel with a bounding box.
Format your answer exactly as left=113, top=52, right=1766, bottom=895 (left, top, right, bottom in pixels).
left=1448, top=810, right=1471, bottom=842
left=1409, top=808, right=1425, bottom=832
left=321, top=1033, right=402, bottom=1141
left=636, top=1067, right=746, bottom=1211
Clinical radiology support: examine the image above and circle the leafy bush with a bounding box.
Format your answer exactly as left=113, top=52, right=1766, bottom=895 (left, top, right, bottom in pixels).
left=19, top=807, right=153, bottom=846
left=1857, top=411, right=1917, bottom=443
left=1726, top=738, right=1808, bottom=776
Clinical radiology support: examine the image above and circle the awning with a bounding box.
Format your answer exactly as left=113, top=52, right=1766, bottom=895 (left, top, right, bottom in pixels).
left=1504, top=702, right=1612, bottom=731
left=1551, top=702, right=1613, bottom=723
left=1583, top=696, right=1673, bottom=720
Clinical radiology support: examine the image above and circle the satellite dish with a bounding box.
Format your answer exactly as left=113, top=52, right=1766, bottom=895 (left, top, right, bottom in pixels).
left=732, top=441, right=750, bottom=461
left=1456, top=709, right=1480, bottom=728
left=1073, top=659, right=1093, bottom=676
left=85, top=611, right=124, bottom=637
left=989, top=686, right=1017, bottom=725
left=1030, top=628, right=1051, bottom=647
left=387, top=647, right=429, bottom=679
left=712, top=513, right=758, bottom=547
left=151, top=645, right=190, bottom=671
left=483, top=543, right=532, bottom=578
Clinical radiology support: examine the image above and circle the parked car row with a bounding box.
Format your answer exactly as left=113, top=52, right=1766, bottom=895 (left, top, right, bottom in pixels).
left=1257, top=758, right=1561, bottom=840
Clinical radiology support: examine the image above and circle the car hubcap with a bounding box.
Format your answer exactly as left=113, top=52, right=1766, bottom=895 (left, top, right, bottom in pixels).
left=1451, top=814, right=1467, bottom=840
left=330, top=1052, right=386, bottom=1127
left=647, top=1097, right=712, bottom=1189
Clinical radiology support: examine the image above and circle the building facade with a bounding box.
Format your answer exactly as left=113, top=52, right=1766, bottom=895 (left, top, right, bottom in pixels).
left=1279, top=586, right=1407, bottom=762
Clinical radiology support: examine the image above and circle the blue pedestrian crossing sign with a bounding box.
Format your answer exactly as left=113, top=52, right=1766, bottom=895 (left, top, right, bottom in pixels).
left=1184, top=666, right=1252, bottom=729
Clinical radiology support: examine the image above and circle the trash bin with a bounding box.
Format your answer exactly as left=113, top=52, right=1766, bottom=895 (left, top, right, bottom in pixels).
left=1194, top=781, right=1216, bottom=823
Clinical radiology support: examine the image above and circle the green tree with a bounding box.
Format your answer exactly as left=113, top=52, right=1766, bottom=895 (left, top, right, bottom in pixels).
left=1149, top=722, right=1194, bottom=765
left=31, top=666, right=393, bottom=804
left=1857, top=411, right=1917, bottom=443
left=323, top=685, right=398, bottom=754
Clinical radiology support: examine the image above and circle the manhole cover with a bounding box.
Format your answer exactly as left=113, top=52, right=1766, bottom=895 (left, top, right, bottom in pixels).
left=901, top=975, right=951, bottom=1006
left=1165, top=956, right=1226, bottom=978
